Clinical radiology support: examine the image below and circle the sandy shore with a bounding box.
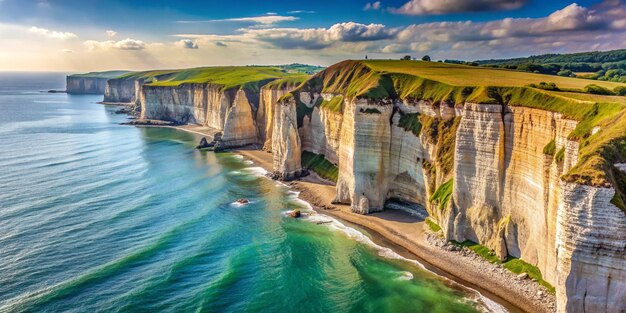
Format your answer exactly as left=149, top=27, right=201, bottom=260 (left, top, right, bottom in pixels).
left=123, top=120, right=555, bottom=313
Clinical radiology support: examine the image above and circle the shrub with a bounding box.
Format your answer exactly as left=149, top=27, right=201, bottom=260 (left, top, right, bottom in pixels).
left=557, top=69, right=574, bottom=77
left=422, top=55, right=431, bottom=62
left=614, top=86, right=626, bottom=96
left=528, top=82, right=559, bottom=91
left=543, top=139, right=556, bottom=155
left=583, top=84, right=615, bottom=95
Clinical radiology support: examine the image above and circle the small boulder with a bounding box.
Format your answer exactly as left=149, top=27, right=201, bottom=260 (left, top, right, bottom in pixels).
left=236, top=198, right=249, bottom=205
left=290, top=209, right=301, bottom=218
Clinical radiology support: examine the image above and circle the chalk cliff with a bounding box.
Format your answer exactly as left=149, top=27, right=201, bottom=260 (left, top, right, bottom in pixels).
left=269, top=60, right=626, bottom=313
left=67, top=71, right=130, bottom=94
left=66, top=76, right=108, bottom=94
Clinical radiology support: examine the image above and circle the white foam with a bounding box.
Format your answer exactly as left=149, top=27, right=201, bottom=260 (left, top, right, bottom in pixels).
left=230, top=200, right=254, bottom=207
left=398, top=271, right=414, bottom=281
left=243, top=160, right=254, bottom=165
left=243, top=166, right=268, bottom=176
left=232, top=154, right=245, bottom=160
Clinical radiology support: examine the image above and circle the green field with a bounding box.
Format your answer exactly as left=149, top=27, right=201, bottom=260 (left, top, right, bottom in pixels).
left=68, top=70, right=132, bottom=79
left=116, top=66, right=302, bottom=91
left=364, top=60, right=625, bottom=92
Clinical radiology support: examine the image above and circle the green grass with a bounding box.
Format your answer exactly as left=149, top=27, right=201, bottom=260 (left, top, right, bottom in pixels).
left=320, top=95, right=344, bottom=112
left=398, top=113, right=422, bottom=136
left=69, top=70, right=131, bottom=79
left=425, top=218, right=441, bottom=233
left=430, top=179, right=453, bottom=211
left=262, top=75, right=309, bottom=90
left=301, top=151, right=338, bottom=182
left=452, top=240, right=555, bottom=293
left=116, top=66, right=305, bottom=91
left=364, top=59, right=625, bottom=91
left=543, top=139, right=556, bottom=155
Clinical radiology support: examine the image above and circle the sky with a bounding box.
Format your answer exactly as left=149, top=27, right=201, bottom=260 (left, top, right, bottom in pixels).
left=0, top=0, right=625, bottom=72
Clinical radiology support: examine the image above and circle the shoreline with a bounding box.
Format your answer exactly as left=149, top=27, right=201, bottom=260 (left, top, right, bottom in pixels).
left=119, top=118, right=556, bottom=313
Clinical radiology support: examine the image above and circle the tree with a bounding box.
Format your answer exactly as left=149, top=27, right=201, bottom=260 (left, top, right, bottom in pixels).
left=422, top=55, right=431, bottom=61
left=401, top=55, right=412, bottom=61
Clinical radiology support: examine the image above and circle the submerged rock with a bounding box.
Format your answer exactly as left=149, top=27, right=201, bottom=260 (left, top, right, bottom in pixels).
left=290, top=209, right=301, bottom=218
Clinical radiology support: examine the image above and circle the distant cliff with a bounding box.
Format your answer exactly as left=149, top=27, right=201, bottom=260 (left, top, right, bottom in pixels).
left=66, top=71, right=130, bottom=94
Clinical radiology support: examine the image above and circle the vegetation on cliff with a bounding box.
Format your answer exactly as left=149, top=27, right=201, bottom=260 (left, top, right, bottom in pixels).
left=301, top=151, right=338, bottom=182
left=68, top=70, right=131, bottom=79
left=452, top=240, right=555, bottom=293
left=115, top=66, right=308, bottom=92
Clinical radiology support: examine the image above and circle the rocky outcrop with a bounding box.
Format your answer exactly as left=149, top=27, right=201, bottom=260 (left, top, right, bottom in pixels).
left=66, top=77, right=108, bottom=94
left=271, top=97, right=302, bottom=180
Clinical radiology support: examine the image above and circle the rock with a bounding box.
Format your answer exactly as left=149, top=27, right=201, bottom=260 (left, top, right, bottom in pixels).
left=290, top=209, right=301, bottom=218
left=196, top=137, right=215, bottom=149
left=517, top=273, right=528, bottom=280
left=236, top=198, right=249, bottom=205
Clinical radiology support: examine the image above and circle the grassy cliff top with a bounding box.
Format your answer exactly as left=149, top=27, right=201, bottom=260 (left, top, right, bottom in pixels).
left=115, top=66, right=303, bottom=91
left=288, top=59, right=626, bottom=208
left=363, top=60, right=626, bottom=91
left=68, top=70, right=132, bottom=79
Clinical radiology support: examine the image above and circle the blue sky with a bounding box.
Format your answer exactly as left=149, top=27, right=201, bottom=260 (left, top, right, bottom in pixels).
left=0, top=0, right=624, bottom=71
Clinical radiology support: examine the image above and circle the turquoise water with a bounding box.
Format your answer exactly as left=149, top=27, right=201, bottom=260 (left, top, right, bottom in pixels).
left=0, top=73, right=500, bottom=313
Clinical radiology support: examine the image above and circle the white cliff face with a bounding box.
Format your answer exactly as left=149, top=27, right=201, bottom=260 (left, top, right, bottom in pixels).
left=219, top=89, right=259, bottom=147
left=258, top=87, right=291, bottom=150
left=67, top=77, right=108, bottom=94
left=334, top=98, right=394, bottom=214
left=387, top=113, right=428, bottom=205
left=104, top=79, right=138, bottom=103
left=556, top=182, right=626, bottom=313
left=272, top=97, right=302, bottom=180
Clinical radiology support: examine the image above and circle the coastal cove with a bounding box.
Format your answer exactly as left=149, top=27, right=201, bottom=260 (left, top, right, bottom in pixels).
left=1, top=73, right=507, bottom=313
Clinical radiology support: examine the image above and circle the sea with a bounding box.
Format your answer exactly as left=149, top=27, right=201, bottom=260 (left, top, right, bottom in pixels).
left=0, top=72, right=507, bottom=313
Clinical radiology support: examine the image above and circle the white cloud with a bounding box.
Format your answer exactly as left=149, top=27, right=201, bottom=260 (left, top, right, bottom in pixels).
left=287, top=10, right=316, bottom=14
left=364, top=1, right=382, bottom=11
left=176, top=15, right=298, bottom=25
left=392, top=0, right=526, bottom=15
left=105, top=30, right=117, bottom=38
left=61, top=49, right=73, bottom=53
left=175, top=39, right=199, bottom=49
left=266, top=12, right=277, bottom=15
left=29, top=26, right=77, bottom=40
left=84, top=38, right=146, bottom=50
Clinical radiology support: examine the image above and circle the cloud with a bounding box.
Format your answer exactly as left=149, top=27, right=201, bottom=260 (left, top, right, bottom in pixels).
left=287, top=10, right=316, bottom=14
left=61, top=49, right=73, bottom=53
left=175, top=39, right=199, bottom=49
left=84, top=38, right=146, bottom=50
left=244, top=22, right=398, bottom=49
left=176, top=15, right=298, bottom=25
left=215, top=41, right=227, bottom=47
left=266, top=12, right=277, bottom=15
left=105, top=30, right=117, bottom=38
left=392, top=0, right=526, bottom=15
left=364, top=1, right=382, bottom=11
left=29, top=26, right=77, bottom=40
